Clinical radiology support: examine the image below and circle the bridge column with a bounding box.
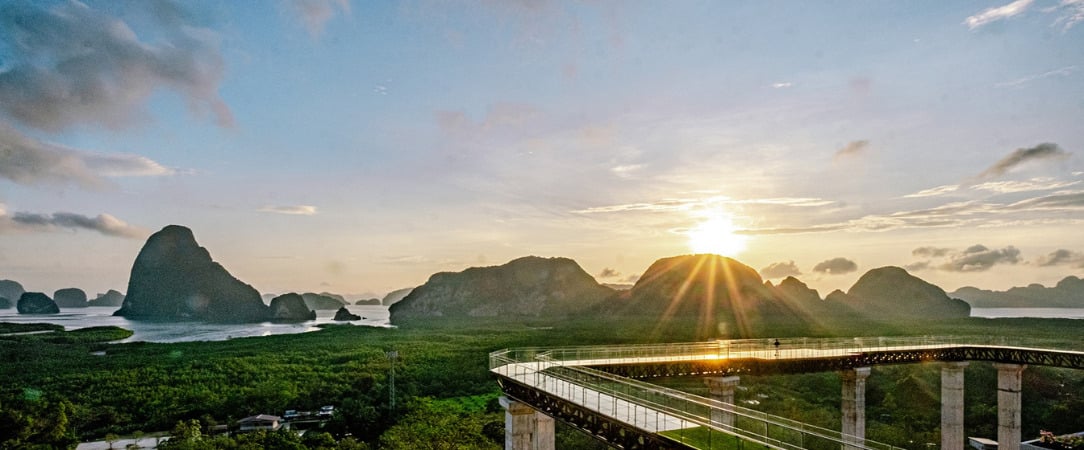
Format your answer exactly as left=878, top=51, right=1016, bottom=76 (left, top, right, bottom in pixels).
left=994, top=363, right=1026, bottom=450
left=500, top=397, right=554, bottom=450
left=941, top=362, right=969, bottom=450
left=841, top=367, right=871, bottom=450
left=705, top=376, right=740, bottom=428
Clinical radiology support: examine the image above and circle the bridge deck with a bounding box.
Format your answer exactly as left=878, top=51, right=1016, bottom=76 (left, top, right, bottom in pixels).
left=494, top=362, right=690, bottom=433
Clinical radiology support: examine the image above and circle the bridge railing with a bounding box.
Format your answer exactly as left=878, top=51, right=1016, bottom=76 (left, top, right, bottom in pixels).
left=542, top=361, right=903, bottom=450
left=490, top=347, right=902, bottom=450
left=516, top=336, right=1078, bottom=366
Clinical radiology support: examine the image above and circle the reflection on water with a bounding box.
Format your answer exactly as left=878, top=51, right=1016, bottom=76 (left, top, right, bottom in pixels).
left=0, top=305, right=391, bottom=343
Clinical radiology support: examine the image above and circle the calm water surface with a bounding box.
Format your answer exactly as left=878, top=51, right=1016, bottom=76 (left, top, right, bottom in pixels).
left=0, top=305, right=391, bottom=343
left=969, top=307, right=1084, bottom=319
left=3, top=306, right=1081, bottom=342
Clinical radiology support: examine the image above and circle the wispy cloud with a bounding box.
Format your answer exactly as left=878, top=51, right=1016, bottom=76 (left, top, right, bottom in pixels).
left=833, top=140, right=869, bottom=161
left=995, top=65, right=1078, bottom=88
left=939, top=244, right=1021, bottom=272
left=904, top=184, right=960, bottom=198
left=596, top=267, right=621, bottom=278
left=760, top=260, right=801, bottom=279
left=0, top=207, right=147, bottom=239
left=259, top=205, right=318, bottom=215
left=288, top=0, right=351, bottom=38
left=964, top=0, right=1084, bottom=30
left=913, top=246, right=951, bottom=258
left=741, top=189, right=1084, bottom=235
left=964, top=0, right=1035, bottom=30
left=977, top=143, right=1070, bottom=179
left=971, top=178, right=1080, bottom=193
left=574, top=195, right=834, bottom=214
left=1036, top=249, right=1084, bottom=267
left=0, top=124, right=174, bottom=189
left=0, top=0, right=231, bottom=132
left=904, top=178, right=1077, bottom=198
left=771, top=82, right=794, bottom=89
left=812, top=257, right=858, bottom=275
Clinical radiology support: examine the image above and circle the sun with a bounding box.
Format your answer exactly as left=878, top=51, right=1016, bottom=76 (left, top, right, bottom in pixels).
left=686, top=212, right=748, bottom=256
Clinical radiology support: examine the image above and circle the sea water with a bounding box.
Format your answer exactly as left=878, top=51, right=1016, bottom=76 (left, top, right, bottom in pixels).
left=968, top=307, right=1084, bottom=319
left=3, top=306, right=1082, bottom=343
left=0, top=305, right=391, bottom=343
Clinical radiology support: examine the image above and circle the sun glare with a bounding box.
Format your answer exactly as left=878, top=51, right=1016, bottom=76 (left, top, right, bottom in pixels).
left=686, top=213, right=748, bottom=256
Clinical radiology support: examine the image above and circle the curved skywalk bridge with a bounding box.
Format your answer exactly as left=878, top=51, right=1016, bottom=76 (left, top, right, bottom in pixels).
left=490, top=337, right=1084, bottom=450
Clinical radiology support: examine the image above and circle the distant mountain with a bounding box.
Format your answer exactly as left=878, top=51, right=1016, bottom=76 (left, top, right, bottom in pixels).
left=826, top=266, right=970, bottom=319
left=54, top=288, right=88, bottom=308
left=381, top=287, right=414, bottom=306
left=0, top=279, right=25, bottom=309
left=88, top=290, right=125, bottom=307
left=268, top=293, right=316, bottom=322
left=115, top=225, right=270, bottom=322
left=951, top=276, right=1084, bottom=308
left=301, top=292, right=348, bottom=310
left=18, top=292, right=59, bottom=314
left=599, top=257, right=971, bottom=338
left=603, top=255, right=827, bottom=337
left=355, top=298, right=381, bottom=305
left=389, top=256, right=615, bottom=324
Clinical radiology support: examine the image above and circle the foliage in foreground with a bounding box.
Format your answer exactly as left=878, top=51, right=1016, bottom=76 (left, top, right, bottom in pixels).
left=0, top=317, right=1082, bottom=449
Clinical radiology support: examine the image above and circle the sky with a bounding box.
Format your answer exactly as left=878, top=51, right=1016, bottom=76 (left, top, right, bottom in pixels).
left=1, top=0, right=1083, bottom=298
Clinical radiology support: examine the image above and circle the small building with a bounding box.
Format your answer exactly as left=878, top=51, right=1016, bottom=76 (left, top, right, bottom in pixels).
left=238, top=414, right=282, bottom=432
left=969, top=437, right=998, bottom=450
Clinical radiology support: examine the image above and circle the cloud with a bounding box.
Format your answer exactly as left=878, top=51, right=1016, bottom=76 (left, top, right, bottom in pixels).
left=905, top=178, right=1076, bottom=199
left=0, top=124, right=174, bottom=188
left=574, top=195, right=833, bottom=214
left=995, top=66, right=1078, bottom=88
left=1037, top=249, right=1084, bottom=267
left=259, top=205, right=318, bottom=215
left=596, top=267, right=620, bottom=278
left=0, top=0, right=232, bottom=132
left=964, top=0, right=1084, bottom=31
left=904, top=261, right=931, bottom=272
left=1054, top=0, right=1084, bottom=30
left=812, top=257, right=858, bottom=275
left=759, top=261, right=802, bottom=279
left=1005, top=190, right=1084, bottom=210
left=833, top=140, right=869, bottom=161
left=288, top=0, right=351, bottom=37
left=1, top=209, right=147, bottom=239
left=741, top=188, right=1084, bottom=236
left=913, top=247, right=951, bottom=258
left=939, top=245, right=1021, bottom=272
left=771, top=82, right=793, bottom=89
left=903, top=184, right=960, bottom=198
left=971, top=178, right=1080, bottom=194
left=623, top=274, right=641, bottom=283
left=964, top=0, right=1035, bottom=30
left=978, top=143, right=1070, bottom=179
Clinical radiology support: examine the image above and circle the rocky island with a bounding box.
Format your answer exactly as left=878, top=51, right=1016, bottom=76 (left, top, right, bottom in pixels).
left=115, top=225, right=270, bottom=323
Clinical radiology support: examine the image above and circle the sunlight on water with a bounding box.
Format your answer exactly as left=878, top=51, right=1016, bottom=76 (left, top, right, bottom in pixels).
left=0, top=305, right=391, bottom=343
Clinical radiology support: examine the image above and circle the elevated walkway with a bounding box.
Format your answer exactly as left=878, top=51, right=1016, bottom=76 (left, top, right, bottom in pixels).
left=491, top=337, right=1084, bottom=450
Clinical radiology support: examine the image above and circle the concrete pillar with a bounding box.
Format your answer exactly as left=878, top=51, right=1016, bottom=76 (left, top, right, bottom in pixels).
left=994, top=363, right=1026, bottom=450
left=941, top=362, right=969, bottom=450
left=499, top=397, right=554, bottom=450
left=705, top=376, right=740, bottom=428
left=841, top=367, right=871, bottom=450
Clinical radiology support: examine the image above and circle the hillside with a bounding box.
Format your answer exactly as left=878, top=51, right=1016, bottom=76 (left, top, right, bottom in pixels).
left=389, top=256, right=615, bottom=323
